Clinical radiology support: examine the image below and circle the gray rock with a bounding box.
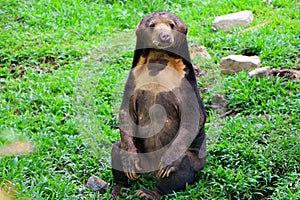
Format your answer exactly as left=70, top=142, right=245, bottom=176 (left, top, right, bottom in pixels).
left=249, top=66, right=271, bottom=78
left=86, top=175, right=109, bottom=193
left=219, top=55, right=260, bottom=74
left=212, top=11, right=254, bottom=31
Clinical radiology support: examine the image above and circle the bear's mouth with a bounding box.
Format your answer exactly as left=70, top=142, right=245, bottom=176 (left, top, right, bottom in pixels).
left=152, top=39, right=174, bottom=49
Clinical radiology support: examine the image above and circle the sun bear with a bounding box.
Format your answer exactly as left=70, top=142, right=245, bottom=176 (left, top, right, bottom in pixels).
left=111, top=11, right=207, bottom=200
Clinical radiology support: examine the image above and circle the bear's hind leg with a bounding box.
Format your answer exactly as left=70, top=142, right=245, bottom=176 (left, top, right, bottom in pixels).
left=111, top=141, right=129, bottom=199
left=136, top=151, right=205, bottom=199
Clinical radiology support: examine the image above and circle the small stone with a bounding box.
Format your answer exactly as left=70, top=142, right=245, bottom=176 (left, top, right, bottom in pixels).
left=86, top=175, right=109, bottom=193
left=13, top=110, right=21, bottom=115
left=219, top=55, right=260, bottom=74
left=249, top=66, right=271, bottom=78
left=212, top=11, right=254, bottom=31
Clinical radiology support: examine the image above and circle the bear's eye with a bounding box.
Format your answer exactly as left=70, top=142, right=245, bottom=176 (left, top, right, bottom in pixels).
left=149, top=23, right=155, bottom=28
left=170, top=23, right=175, bottom=29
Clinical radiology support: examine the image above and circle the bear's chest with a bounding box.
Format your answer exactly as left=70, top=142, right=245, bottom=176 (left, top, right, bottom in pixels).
left=132, top=57, right=185, bottom=95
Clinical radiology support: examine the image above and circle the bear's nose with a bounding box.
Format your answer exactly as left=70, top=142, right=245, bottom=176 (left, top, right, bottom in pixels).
left=159, top=32, right=171, bottom=42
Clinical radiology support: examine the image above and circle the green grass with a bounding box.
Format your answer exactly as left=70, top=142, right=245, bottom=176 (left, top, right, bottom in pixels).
left=0, top=0, right=299, bottom=199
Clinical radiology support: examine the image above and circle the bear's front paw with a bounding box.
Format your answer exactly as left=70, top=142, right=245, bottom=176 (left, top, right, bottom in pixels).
left=121, top=151, right=142, bottom=180
left=157, top=153, right=184, bottom=178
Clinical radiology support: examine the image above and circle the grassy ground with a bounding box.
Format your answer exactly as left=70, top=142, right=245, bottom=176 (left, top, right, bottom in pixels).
left=0, top=0, right=299, bottom=199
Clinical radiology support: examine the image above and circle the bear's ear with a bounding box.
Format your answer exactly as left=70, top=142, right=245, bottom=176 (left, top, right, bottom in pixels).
left=184, top=27, right=188, bottom=35
left=135, top=19, right=149, bottom=35
left=135, top=12, right=154, bottom=32
left=135, top=21, right=143, bottom=32
left=175, top=19, right=188, bottom=35
left=135, top=23, right=139, bottom=31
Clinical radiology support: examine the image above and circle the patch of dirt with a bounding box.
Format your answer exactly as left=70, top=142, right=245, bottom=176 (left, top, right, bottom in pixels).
left=0, top=141, right=34, bottom=157
left=0, top=188, right=12, bottom=200
left=8, top=56, right=61, bottom=78
left=270, top=68, right=300, bottom=79
left=0, top=181, right=17, bottom=200
left=193, top=65, right=208, bottom=78
left=190, top=45, right=211, bottom=60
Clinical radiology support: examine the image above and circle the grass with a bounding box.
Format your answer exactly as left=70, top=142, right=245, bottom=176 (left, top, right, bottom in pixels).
left=0, top=0, right=299, bottom=199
